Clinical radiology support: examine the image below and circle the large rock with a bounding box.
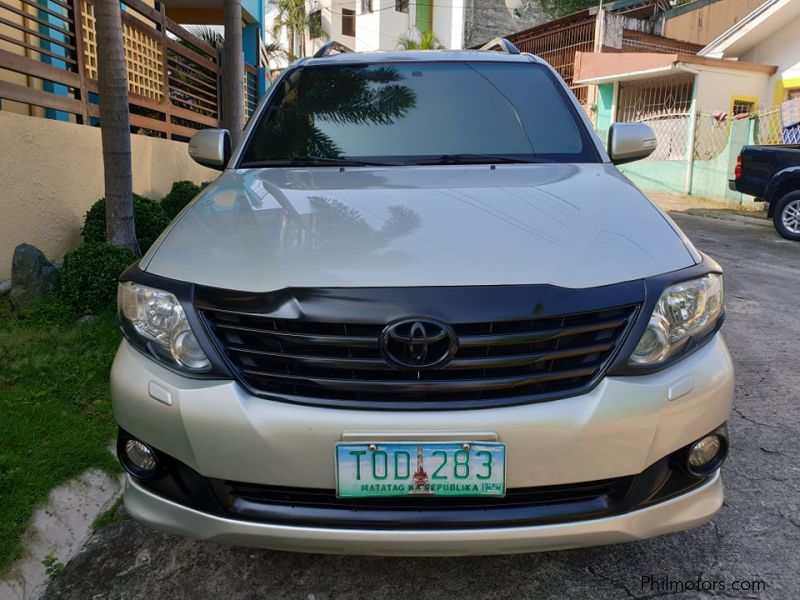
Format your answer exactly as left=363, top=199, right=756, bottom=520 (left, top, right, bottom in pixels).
left=9, top=243, right=59, bottom=307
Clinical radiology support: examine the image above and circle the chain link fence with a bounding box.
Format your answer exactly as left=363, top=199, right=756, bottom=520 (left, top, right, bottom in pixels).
left=638, top=114, right=690, bottom=161
left=754, top=107, right=790, bottom=145
left=610, top=86, right=799, bottom=199
left=693, top=114, right=731, bottom=160
left=620, top=112, right=735, bottom=163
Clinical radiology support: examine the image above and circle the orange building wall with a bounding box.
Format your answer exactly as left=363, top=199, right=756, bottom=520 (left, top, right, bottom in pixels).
left=663, top=0, right=764, bottom=45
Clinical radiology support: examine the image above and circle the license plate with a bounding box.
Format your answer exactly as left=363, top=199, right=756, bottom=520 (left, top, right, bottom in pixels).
left=335, top=442, right=506, bottom=498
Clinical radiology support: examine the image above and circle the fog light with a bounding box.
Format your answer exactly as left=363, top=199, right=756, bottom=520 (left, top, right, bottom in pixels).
left=123, top=439, right=158, bottom=476
left=687, top=435, right=722, bottom=474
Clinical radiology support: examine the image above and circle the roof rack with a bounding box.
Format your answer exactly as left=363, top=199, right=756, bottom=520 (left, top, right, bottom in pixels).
left=313, top=41, right=353, bottom=58
left=480, top=37, right=520, bottom=55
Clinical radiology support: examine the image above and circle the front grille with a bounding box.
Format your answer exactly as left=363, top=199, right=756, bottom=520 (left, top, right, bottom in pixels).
left=200, top=303, right=637, bottom=407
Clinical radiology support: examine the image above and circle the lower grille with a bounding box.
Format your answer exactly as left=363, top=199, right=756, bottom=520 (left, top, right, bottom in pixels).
left=212, top=478, right=634, bottom=529
left=200, top=303, right=637, bottom=408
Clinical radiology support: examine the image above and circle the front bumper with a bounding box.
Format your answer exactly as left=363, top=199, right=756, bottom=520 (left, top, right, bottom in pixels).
left=112, top=332, right=734, bottom=553
left=124, top=471, right=722, bottom=555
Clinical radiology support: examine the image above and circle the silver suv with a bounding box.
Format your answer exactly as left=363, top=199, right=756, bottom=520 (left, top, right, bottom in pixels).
left=112, top=42, right=733, bottom=555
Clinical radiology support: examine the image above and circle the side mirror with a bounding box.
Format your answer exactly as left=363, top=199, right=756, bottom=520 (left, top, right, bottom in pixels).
left=188, top=129, right=231, bottom=170
left=608, top=122, right=657, bottom=165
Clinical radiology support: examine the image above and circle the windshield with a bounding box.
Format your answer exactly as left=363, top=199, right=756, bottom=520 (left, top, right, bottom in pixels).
left=239, top=61, right=600, bottom=167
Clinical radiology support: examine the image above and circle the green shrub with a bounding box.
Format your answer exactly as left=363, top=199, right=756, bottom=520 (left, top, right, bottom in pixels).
left=59, top=243, right=137, bottom=314
left=160, top=180, right=201, bottom=220
left=81, top=195, right=170, bottom=253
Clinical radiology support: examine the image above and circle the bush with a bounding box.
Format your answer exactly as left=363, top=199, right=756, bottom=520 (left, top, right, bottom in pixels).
left=160, top=180, right=201, bottom=220
left=81, top=195, right=170, bottom=253
left=59, top=243, right=137, bottom=314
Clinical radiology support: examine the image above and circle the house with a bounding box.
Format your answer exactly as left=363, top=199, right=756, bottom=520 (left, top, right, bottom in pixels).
left=264, top=0, right=549, bottom=65
left=0, top=0, right=267, bottom=129
left=163, top=0, right=269, bottom=104
left=573, top=0, right=799, bottom=152
left=698, top=0, right=800, bottom=109
left=490, top=0, right=773, bottom=118
left=570, top=0, right=800, bottom=201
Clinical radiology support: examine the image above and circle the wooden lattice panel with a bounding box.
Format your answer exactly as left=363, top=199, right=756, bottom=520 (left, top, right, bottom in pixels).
left=81, top=1, right=164, bottom=101
left=123, top=22, right=163, bottom=100
left=81, top=1, right=98, bottom=80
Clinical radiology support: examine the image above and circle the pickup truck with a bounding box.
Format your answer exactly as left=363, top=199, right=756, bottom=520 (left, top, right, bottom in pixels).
left=731, top=144, right=800, bottom=240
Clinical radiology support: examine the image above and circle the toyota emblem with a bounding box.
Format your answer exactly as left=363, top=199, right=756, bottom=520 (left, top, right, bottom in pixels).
left=380, top=318, right=458, bottom=369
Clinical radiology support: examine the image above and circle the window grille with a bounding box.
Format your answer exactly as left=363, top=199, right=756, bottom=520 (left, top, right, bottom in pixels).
left=617, top=74, right=695, bottom=161
left=732, top=99, right=755, bottom=117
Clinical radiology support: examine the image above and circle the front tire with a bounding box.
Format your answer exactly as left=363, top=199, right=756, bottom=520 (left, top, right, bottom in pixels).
left=773, top=191, right=800, bottom=241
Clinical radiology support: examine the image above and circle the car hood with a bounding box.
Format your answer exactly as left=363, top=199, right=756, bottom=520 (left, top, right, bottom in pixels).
left=143, top=164, right=697, bottom=291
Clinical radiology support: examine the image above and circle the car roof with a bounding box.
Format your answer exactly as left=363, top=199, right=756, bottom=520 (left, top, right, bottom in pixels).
left=299, top=50, right=542, bottom=67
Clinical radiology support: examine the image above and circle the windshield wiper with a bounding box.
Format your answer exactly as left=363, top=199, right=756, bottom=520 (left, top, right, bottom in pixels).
left=241, top=156, right=399, bottom=167
left=410, top=154, right=553, bottom=165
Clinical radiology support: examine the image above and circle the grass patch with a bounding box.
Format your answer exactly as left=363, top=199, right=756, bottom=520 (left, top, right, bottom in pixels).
left=91, top=497, right=127, bottom=532
left=0, top=297, right=121, bottom=573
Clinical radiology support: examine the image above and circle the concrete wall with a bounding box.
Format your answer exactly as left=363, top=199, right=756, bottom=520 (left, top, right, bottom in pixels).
left=463, top=0, right=547, bottom=49
left=355, top=0, right=414, bottom=51
left=693, top=66, right=770, bottom=113
left=593, top=76, right=756, bottom=203
left=617, top=118, right=754, bottom=203
left=663, top=0, right=764, bottom=45
left=0, top=111, right=217, bottom=281
left=329, top=0, right=357, bottom=48
left=595, top=82, right=614, bottom=145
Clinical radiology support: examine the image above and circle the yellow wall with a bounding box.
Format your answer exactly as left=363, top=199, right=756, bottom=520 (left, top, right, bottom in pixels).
left=663, top=0, right=764, bottom=45
left=0, top=111, right=217, bottom=280
left=773, top=77, right=800, bottom=105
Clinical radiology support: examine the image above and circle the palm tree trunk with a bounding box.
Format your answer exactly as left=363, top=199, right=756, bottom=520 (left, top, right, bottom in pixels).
left=94, top=0, right=138, bottom=253
left=300, top=25, right=305, bottom=57
left=223, top=0, right=245, bottom=149
left=288, top=28, right=295, bottom=61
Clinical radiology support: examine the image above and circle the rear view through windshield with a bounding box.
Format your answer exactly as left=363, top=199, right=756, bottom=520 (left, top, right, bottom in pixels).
left=239, top=62, right=600, bottom=166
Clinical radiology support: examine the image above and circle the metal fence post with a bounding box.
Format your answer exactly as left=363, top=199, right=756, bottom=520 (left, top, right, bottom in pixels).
left=685, top=103, right=698, bottom=195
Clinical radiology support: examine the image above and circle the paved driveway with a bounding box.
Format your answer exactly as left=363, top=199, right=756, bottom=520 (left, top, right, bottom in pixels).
left=45, top=211, right=800, bottom=600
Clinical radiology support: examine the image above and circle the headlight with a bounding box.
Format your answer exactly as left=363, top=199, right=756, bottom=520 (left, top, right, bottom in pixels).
left=629, top=274, right=724, bottom=366
left=118, top=282, right=211, bottom=372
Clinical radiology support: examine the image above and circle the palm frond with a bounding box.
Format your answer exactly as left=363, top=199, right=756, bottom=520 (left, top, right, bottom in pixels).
left=396, top=29, right=444, bottom=50
left=184, top=25, right=224, bottom=49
